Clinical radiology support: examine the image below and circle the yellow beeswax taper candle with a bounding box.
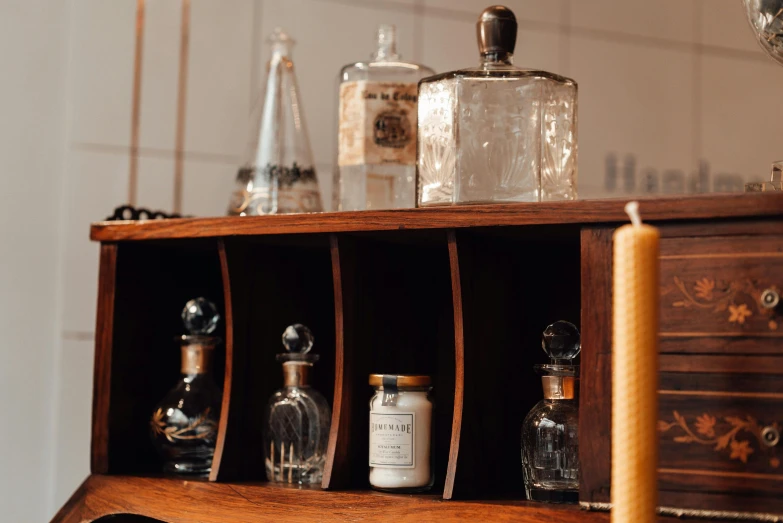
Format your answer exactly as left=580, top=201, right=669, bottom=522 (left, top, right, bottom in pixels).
left=611, top=201, right=659, bottom=523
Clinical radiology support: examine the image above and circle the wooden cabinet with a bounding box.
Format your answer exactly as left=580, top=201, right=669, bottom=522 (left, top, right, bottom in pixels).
left=581, top=220, right=783, bottom=518
left=54, top=194, right=783, bottom=523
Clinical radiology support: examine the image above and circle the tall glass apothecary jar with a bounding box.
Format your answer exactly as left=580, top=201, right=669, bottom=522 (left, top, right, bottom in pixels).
left=335, top=25, right=435, bottom=211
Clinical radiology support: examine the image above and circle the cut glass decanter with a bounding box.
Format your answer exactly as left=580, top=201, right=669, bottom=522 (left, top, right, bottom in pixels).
left=521, top=320, right=580, bottom=503
left=417, top=6, right=577, bottom=205
left=263, top=324, right=331, bottom=484
left=228, top=28, right=323, bottom=215
left=150, top=298, right=223, bottom=476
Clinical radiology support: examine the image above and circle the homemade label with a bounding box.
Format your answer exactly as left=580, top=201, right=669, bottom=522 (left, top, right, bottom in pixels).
left=338, top=81, right=418, bottom=167
left=369, top=412, right=415, bottom=468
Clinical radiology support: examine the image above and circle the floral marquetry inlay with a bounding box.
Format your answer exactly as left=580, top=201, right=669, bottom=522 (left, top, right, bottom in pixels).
left=659, top=411, right=780, bottom=467
left=665, top=276, right=780, bottom=330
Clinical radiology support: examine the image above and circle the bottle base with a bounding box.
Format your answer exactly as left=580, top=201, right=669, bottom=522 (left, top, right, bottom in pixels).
left=525, top=487, right=578, bottom=504
left=164, top=460, right=212, bottom=477
left=370, top=484, right=434, bottom=494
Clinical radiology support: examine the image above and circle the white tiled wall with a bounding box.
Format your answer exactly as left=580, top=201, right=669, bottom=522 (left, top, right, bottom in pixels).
left=49, top=0, right=783, bottom=517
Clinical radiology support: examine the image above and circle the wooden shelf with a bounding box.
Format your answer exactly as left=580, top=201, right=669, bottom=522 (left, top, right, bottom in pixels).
left=90, top=193, right=783, bottom=241
left=55, top=475, right=608, bottom=523
left=62, top=194, right=783, bottom=522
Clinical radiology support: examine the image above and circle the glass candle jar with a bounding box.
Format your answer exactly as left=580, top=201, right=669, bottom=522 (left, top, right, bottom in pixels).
left=369, top=374, right=433, bottom=492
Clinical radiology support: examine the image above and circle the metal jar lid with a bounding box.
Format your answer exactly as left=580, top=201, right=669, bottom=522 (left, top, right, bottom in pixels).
left=369, top=374, right=432, bottom=388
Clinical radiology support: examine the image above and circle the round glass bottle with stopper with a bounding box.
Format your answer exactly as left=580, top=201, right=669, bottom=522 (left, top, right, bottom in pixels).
left=149, top=298, right=223, bottom=476
left=263, top=324, right=331, bottom=484
left=521, top=320, right=580, bottom=503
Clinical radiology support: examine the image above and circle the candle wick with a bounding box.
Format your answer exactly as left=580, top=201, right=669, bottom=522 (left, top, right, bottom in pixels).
left=624, top=201, right=642, bottom=227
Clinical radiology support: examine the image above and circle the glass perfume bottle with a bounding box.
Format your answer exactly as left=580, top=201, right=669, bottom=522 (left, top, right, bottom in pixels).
left=521, top=320, right=580, bottom=503
left=264, top=324, right=331, bottom=484
left=417, top=6, right=577, bottom=206
left=228, top=28, right=323, bottom=216
left=150, top=298, right=223, bottom=476
left=334, top=25, right=435, bottom=211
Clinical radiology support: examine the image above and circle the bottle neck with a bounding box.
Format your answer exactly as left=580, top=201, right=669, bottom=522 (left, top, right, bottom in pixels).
left=282, top=361, right=312, bottom=387
left=481, top=51, right=513, bottom=67
left=181, top=343, right=214, bottom=375
left=541, top=376, right=576, bottom=400
left=372, top=25, right=399, bottom=62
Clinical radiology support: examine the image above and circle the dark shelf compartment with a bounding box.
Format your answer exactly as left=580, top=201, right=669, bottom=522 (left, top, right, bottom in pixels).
left=214, top=234, right=336, bottom=483
left=96, top=239, right=227, bottom=476
left=448, top=225, right=581, bottom=499
left=328, top=230, right=456, bottom=496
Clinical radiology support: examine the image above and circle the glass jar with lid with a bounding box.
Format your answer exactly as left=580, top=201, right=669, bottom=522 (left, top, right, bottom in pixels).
left=369, top=374, right=433, bottom=492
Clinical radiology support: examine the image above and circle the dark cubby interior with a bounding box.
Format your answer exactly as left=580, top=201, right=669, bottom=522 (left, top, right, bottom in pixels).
left=109, top=240, right=226, bottom=474
left=335, top=230, right=456, bottom=493
left=216, top=234, right=335, bottom=482
left=450, top=225, right=581, bottom=499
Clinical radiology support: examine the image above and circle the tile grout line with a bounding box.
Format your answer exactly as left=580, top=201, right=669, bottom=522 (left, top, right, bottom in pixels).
left=128, top=0, right=146, bottom=206
left=62, top=331, right=96, bottom=342
left=560, top=0, right=570, bottom=74
left=71, top=142, right=239, bottom=165
left=250, top=0, right=262, bottom=116
left=413, top=0, right=424, bottom=64
left=692, top=0, right=703, bottom=170
left=312, top=0, right=768, bottom=62
left=173, top=0, right=192, bottom=214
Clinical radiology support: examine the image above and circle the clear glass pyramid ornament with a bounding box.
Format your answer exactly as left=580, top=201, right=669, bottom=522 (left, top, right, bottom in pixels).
left=228, top=28, right=323, bottom=216
left=263, top=324, right=331, bottom=484
left=521, top=320, right=580, bottom=503
left=150, top=298, right=223, bottom=476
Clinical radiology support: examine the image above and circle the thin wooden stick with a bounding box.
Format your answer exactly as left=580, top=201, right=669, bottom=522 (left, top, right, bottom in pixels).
left=288, top=442, right=294, bottom=483
left=280, top=442, right=285, bottom=483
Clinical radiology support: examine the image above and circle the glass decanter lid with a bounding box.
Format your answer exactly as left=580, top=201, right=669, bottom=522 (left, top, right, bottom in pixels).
left=277, top=323, right=319, bottom=363
left=534, top=320, right=580, bottom=377
left=180, top=297, right=221, bottom=345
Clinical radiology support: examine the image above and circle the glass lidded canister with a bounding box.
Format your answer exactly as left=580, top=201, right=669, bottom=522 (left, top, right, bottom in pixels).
left=369, top=374, right=433, bottom=492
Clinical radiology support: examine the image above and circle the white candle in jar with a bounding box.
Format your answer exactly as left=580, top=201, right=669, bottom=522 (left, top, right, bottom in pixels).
left=369, top=375, right=433, bottom=491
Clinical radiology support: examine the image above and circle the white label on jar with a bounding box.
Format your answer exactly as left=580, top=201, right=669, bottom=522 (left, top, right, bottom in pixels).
left=338, top=81, right=418, bottom=167
left=369, top=412, right=415, bottom=468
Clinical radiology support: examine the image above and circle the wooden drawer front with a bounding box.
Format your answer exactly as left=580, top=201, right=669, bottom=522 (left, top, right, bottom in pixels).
left=659, top=235, right=783, bottom=355
left=657, top=372, right=783, bottom=499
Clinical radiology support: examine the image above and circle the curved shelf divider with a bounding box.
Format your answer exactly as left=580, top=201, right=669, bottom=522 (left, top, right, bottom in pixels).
left=209, top=239, right=233, bottom=481
left=322, top=234, right=354, bottom=489
left=444, top=231, right=464, bottom=500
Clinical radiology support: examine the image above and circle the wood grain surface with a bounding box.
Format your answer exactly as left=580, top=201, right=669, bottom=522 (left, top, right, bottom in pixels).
left=90, top=193, right=783, bottom=242
left=53, top=474, right=607, bottom=523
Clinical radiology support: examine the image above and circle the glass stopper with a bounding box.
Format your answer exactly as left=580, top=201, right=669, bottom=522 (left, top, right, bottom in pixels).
left=541, top=320, right=580, bottom=362
left=282, top=324, right=314, bottom=354
left=181, top=298, right=220, bottom=335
